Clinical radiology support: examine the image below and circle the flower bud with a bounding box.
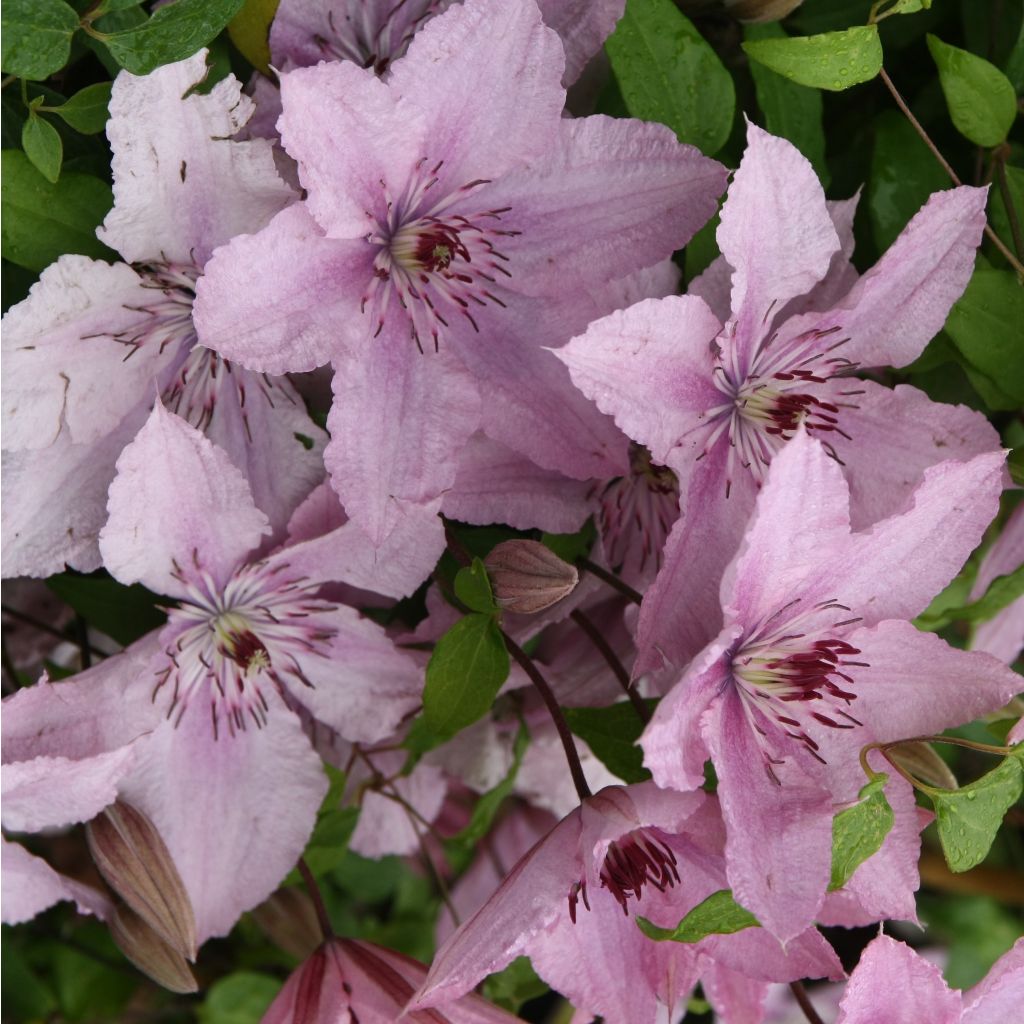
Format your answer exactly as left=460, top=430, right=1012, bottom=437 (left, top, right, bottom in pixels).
left=250, top=886, right=323, bottom=961
left=110, top=904, right=198, bottom=995
left=725, top=0, right=803, bottom=22
left=888, top=741, right=959, bottom=790
left=484, top=539, right=579, bottom=615
left=86, top=800, right=197, bottom=960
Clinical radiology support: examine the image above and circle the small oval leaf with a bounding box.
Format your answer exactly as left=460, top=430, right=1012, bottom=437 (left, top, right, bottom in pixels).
left=51, top=82, right=113, bottom=135
left=637, top=889, right=759, bottom=943
left=828, top=774, right=895, bottom=892
left=21, top=113, right=63, bottom=183
left=743, top=25, right=882, bottom=92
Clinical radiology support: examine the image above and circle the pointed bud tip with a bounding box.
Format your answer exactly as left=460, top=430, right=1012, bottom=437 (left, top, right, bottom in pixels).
left=110, top=904, right=198, bottom=995
left=484, top=539, right=579, bottom=615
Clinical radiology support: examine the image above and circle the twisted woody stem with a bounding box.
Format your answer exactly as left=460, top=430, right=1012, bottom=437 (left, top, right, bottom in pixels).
left=569, top=608, right=651, bottom=725
left=501, top=630, right=592, bottom=802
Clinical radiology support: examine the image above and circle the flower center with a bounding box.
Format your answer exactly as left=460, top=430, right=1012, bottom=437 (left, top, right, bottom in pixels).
left=731, top=598, right=868, bottom=779
left=361, top=158, right=517, bottom=351
left=155, top=561, right=337, bottom=738
left=106, top=261, right=198, bottom=361
left=568, top=828, right=680, bottom=922
left=595, top=444, right=679, bottom=576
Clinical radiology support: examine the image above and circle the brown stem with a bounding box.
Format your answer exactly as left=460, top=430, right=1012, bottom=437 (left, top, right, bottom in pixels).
left=577, top=557, right=643, bottom=606
left=878, top=68, right=1024, bottom=279
left=1, top=603, right=106, bottom=658
left=501, top=630, right=592, bottom=802
left=789, top=981, right=827, bottom=1024
left=569, top=609, right=651, bottom=724
left=996, top=156, right=1024, bottom=262
left=296, top=858, right=334, bottom=941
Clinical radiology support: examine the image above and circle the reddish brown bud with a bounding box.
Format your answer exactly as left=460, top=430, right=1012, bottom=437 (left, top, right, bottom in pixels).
left=888, top=741, right=959, bottom=791
left=86, top=800, right=197, bottom=960
left=484, top=539, right=579, bottom=615
left=250, top=886, right=323, bottom=961
left=110, top=904, right=198, bottom=994
left=725, top=0, right=803, bottom=21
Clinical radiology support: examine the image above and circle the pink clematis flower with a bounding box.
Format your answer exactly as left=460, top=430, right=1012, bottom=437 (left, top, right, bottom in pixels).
left=834, top=934, right=1024, bottom=1024
left=1, top=51, right=323, bottom=579
left=639, top=430, right=1022, bottom=942
left=411, top=785, right=842, bottom=1023
left=556, top=122, right=1001, bottom=675
left=1, top=406, right=424, bottom=942
left=969, top=502, right=1024, bottom=665
left=194, top=0, right=727, bottom=552
left=270, top=0, right=625, bottom=86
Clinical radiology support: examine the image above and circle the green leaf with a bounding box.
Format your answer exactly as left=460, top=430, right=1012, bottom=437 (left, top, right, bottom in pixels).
left=22, top=113, right=63, bottom=183
left=1009, top=447, right=1024, bottom=488
left=877, top=0, right=930, bottom=14
left=564, top=700, right=657, bottom=784
left=1, top=0, right=79, bottom=80
left=197, top=971, right=281, bottom=1024
left=944, top=269, right=1024, bottom=404
left=742, top=25, right=882, bottom=92
left=744, top=23, right=827, bottom=185
left=49, top=82, right=113, bottom=134
left=454, top=557, right=497, bottom=614
left=1, top=149, right=114, bottom=272
left=47, top=573, right=166, bottom=646
left=1, top=936, right=57, bottom=1020
left=228, top=0, right=279, bottom=72
left=990, top=165, right=1024, bottom=266
left=637, top=889, right=758, bottom=942
left=869, top=109, right=949, bottom=251
left=99, top=0, right=245, bottom=76
left=931, top=750, right=1024, bottom=873
left=606, top=0, right=735, bottom=155
left=828, top=774, right=894, bottom=891
left=49, top=924, right=136, bottom=1022
left=960, top=563, right=1024, bottom=625
left=927, top=35, right=1017, bottom=147
left=482, top=957, right=550, bottom=1013
left=423, top=613, right=510, bottom=738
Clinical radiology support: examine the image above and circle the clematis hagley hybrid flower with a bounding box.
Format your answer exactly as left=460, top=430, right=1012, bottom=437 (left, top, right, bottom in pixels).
left=1, top=405, right=424, bottom=943
left=194, top=0, right=727, bottom=552
left=270, top=0, right=625, bottom=86
left=556, top=122, right=1001, bottom=675
left=639, top=431, right=1022, bottom=942
left=411, top=785, right=842, bottom=1023
left=1, top=50, right=323, bottom=579
left=834, top=934, right=1024, bottom=1024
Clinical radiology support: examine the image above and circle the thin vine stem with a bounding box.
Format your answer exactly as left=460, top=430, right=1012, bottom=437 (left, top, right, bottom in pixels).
left=789, top=981, right=827, bottom=1024
left=878, top=67, right=1024, bottom=279
left=296, top=858, right=334, bottom=941
left=577, top=557, right=643, bottom=606
left=569, top=608, right=651, bottom=724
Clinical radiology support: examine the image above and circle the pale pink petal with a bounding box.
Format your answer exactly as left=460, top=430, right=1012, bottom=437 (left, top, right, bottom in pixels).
left=689, top=255, right=732, bottom=323
left=1, top=256, right=177, bottom=449
left=970, top=504, right=1024, bottom=663
left=488, top=116, right=727, bottom=293
left=99, top=51, right=293, bottom=265
left=325, top=329, right=480, bottom=545
left=442, top=433, right=592, bottom=534
left=839, top=621, right=1023, bottom=744
left=798, top=185, right=988, bottom=371
left=555, top=295, right=724, bottom=470
left=119, top=706, right=326, bottom=943
left=962, top=938, right=1024, bottom=1024
left=1, top=839, right=110, bottom=925
left=413, top=812, right=583, bottom=1008
left=537, top=0, right=625, bottom=85
left=1, top=406, right=145, bottom=578
left=285, top=606, right=421, bottom=744
left=971, top=599, right=1024, bottom=665
left=835, top=935, right=962, bottom=1024
left=2, top=747, right=136, bottom=832
left=278, top=59, right=425, bottom=238
left=387, top=0, right=564, bottom=182
left=193, top=203, right=371, bottom=373
left=705, top=690, right=834, bottom=943
left=972, top=503, right=1024, bottom=599
left=516, top=729, right=621, bottom=819
left=701, top=966, right=770, bottom=1024
left=1, top=633, right=166, bottom=764
left=717, top=122, right=839, bottom=349
left=100, top=403, right=270, bottom=595
left=826, top=381, right=1001, bottom=530
left=285, top=480, right=347, bottom=545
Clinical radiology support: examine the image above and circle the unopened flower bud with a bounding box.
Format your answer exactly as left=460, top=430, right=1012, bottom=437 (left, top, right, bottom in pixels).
left=86, top=800, right=197, bottom=960
left=251, top=886, right=323, bottom=961
left=725, top=0, right=803, bottom=21
left=888, top=741, right=959, bottom=790
left=110, top=904, right=198, bottom=995
left=484, top=539, right=579, bottom=615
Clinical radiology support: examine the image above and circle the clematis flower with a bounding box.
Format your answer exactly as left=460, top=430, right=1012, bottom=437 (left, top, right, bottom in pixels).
left=969, top=502, right=1024, bottom=664
left=556, top=121, right=1001, bottom=674
left=834, top=934, right=1024, bottom=1024
left=262, top=936, right=526, bottom=1023
left=412, top=785, right=841, bottom=1022
left=639, top=431, right=1022, bottom=942
left=1, top=50, right=323, bottom=579
left=194, top=0, right=727, bottom=552
left=1, top=406, right=424, bottom=943
left=270, top=0, right=625, bottom=86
